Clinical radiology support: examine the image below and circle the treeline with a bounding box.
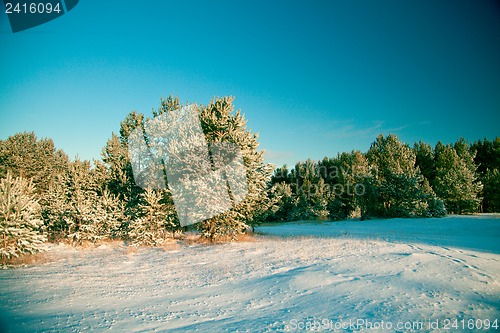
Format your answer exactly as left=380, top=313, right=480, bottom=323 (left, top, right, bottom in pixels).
left=0, top=96, right=273, bottom=260
left=1, top=95, right=498, bottom=260
left=265, top=135, right=500, bottom=222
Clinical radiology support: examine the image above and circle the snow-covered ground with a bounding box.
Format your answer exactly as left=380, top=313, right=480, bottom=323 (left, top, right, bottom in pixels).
left=1, top=216, right=499, bottom=332
left=258, top=215, right=500, bottom=254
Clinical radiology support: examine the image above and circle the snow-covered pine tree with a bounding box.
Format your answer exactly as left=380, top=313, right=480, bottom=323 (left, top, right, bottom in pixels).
left=64, top=160, right=100, bottom=243
left=289, top=159, right=327, bottom=220
left=310, top=177, right=330, bottom=219
left=433, top=141, right=481, bottom=214
left=128, top=188, right=177, bottom=246
left=41, top=173, right=70, bottom=240
left=366, top=134, right=443, bottom=217
left=0, top=132, right=69, bottom=194
left=94, top=189, right=127, bottom=240
left=44, top=159, right=125, bottom=244
left=266, top=165, right=295, bottom=221
left=342, top=150, right=378, bottom=220
left=0, top=172, right=46, bottom=260
left=266, top=181, right=296, bottom=222
left=324, top=151, right=374, bottom=220
left=106, top=96, right=272, bottom=241
left=195, top=97, right=274, bottom=239
left=102, top=112, right=146, bottom=215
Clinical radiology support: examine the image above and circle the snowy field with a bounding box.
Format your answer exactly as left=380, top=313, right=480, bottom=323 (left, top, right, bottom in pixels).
left=0, top=216, right=499, bottom=332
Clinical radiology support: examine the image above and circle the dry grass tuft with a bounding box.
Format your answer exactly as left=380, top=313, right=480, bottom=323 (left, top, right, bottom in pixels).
left=161, top=239, right=180, bottom=251
left=2, top=232, right=262, bottom=268
left=126, top=245, right=139, bottom=255
left=93, top=239, right=126, bottom=248
left=56, top=238, right=126, bottom=250
left=176, top=232, right=202, bottom=245
left=78, top=240, right=98, bottom=249
left=187, top=232, right=260, bottom=245
left=234, top=232, right=259, bottom=243
left=1, top=251, right=51, bottom=267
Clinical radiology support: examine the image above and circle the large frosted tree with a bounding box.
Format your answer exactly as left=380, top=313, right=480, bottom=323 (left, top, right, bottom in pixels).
left=102, top=98, right=184, bottom=238
left=105, top=96, right=272, bottom=241
left=196, top=97, right=274, bottom=239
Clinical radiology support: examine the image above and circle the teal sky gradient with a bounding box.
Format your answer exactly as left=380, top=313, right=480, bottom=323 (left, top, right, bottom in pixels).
left=1, top=0, right=499, bottom=167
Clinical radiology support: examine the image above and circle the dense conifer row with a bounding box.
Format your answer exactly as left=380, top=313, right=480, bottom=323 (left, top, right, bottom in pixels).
left=1, top=96, right=498, bottom=259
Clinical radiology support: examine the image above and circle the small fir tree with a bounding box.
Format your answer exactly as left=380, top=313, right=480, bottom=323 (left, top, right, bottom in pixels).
left=128, top=188, right=177, bottom=246
left=0, top=172, right=46, bottom=259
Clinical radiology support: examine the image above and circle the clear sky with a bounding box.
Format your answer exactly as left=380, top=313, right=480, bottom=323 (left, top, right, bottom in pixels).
left=1, top=0, right=499, bottom=167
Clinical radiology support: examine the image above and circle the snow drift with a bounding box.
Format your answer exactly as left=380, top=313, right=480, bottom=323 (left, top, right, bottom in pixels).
left=0, top=215, right=499, bottom=332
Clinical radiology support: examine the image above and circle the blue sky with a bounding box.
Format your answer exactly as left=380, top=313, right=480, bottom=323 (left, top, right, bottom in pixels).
left=1, top=0, right=499, bottom=167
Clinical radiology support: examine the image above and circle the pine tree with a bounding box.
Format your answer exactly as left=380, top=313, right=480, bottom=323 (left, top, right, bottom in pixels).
left=103, top=127, right=143, bottom=207
left=325, top=151, right=372, bottom=220
left=310, top=177, right=330, bottom=219
left=270, top=165, right=291, bottom=185
left=114, top=96, right=272, bottom=241
left=64, top=160, right=100, bottom=243
left=366, top=134, right=443, bottom=217
left=128, top=188, right=177, bottom=246
left=454, top=137, right=478, bottom=172
left=266, top=182, right=296, bottom=222
left=434, top=142, right=481, bottom=214
left=94, top=189, right=127, bottom=240
left=195, top=97, right=273, bottom=239
left=344, top=151, right=378, bottom=220
left=43, top=160, right=126, bottom=244
left=413, top=141, right=435, bottom=183
left=318, top=156, right=347, bottom=220
left=471, top=137, right=500, bottom=175
left=0, top=132, right=68, bottom=194
left=288, top=159, right=327, bottom=220
left=482, top=168, right=500, bottom=212
left=0, top=172, right=46, bottom=260
left=471, top=137, right=500, bottom=212
left=41, top=173, right=70, bottom=240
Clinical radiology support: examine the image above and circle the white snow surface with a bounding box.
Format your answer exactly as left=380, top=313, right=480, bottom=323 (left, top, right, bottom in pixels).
left=1, top=215, right=499, bottom=332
